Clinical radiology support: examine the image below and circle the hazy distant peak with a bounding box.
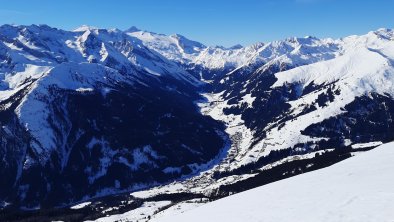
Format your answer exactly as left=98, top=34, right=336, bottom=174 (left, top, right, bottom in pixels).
left=125, top=26, right=140, bottom=33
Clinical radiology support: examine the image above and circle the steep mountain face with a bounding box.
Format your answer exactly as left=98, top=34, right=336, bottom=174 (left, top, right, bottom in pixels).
left=0, top=25, right=226, bottom=208
left=0, top=24, right=394, bottom=216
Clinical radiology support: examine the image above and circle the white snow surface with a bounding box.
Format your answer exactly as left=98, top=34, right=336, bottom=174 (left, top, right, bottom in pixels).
left=89, top=201, right=171, bottom=222
left=352, top=141, right=383, bottom=149
left=273, top=30, right=394, bottom=96
left=70, top=201, right=91, bottom=209
left=126, top=30, right=205, bottom=64
left=155, top=142, right=394, bottom=222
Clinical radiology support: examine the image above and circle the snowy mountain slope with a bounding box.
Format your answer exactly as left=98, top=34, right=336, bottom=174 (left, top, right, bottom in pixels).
left=0, top=24, right=202, bottom=166
left=125, top=28, right=206, bottom=65
left=249, top=28, right=394, bottom=161
left=125, top=27, right=267, bottom=71
left=198, top=28, right=394, bottom=172
left=154, top=142, right=394, bottom=222
left=0, top=24, right=227, bottom=208
left=0, top=24, right=199, bottom=86
left=15, top=63, right=131, bottom=165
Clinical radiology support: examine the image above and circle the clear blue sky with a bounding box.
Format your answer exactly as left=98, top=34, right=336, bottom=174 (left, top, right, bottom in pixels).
left=0, top=0, right=393, bottom=47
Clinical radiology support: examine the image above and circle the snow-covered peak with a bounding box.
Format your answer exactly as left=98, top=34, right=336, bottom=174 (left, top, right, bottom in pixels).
left=73, top=25, right=99, bottom=32
left=340, top=28, right=393, bottom=51
left=169, top=33, right=206, bottom=54
left=273, top=29, right=394, bottom=95
left=126, top=29, right=206, bottom=64
left=193, top=44, right=262, bottom=70
left=372, top=28, right=394, bottom=39
left=129, top=29, right=342, bottom=72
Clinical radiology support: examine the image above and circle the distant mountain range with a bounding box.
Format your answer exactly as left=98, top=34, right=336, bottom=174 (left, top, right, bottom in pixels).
left=0, top=24, right=393, bottom=220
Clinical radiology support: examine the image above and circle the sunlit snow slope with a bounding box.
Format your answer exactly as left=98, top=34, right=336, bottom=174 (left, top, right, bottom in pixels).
left=155, top=142, right=394, bottom=222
